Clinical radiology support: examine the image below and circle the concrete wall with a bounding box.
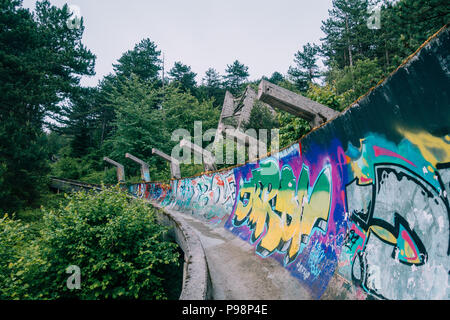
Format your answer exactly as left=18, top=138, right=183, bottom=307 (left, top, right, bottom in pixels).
left=130, top=26, right=450, bottom=300
left=151, top=203, right=212, bottom=300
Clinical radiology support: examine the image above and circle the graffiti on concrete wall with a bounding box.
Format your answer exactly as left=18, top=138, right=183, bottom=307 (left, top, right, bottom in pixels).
left=338, top=133, right=450, bottom=300
left=132, top=131, right=449, bottom=300
left=229, top=155, right=332, bottom=265
left=223, top=141, right=349, bottom=298
left=130, top=134, right=449, bottom=300
left=129, top=182, right=172, bottom=204
left=161, top=170, right=237, bottom=225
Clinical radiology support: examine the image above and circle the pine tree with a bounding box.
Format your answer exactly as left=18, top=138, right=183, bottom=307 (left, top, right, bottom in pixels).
left=0, top=0, right=95, bottom=212
left=202, top=68, right=222, bottom=88
left=59, top=87, right=100, bottom=158
left=224, top=60, right=249, bottom=95
left=168, top=61, right=197, bottom=92
left=288, top=43, right=321, bottom=92
left=320, top=0, right=371, bottom=69
left=268, top=72, right=285, bottom=85
left=113, top=38, right=162, bottom=83
left=197, top=68, right=225, bottom=107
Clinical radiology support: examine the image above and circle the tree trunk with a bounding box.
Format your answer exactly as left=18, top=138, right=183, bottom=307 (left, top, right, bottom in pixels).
left=385, top=41, right=390, bottom=71
left=345, top=15, right=355, bottom=90
left=346, top=15, right=354, bottom=68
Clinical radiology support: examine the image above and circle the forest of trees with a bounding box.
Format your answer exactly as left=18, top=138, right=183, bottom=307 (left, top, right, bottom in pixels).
left=1, top=0, right=448, bottom=215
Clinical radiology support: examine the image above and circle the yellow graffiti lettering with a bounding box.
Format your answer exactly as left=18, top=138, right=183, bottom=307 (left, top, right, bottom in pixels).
left=397, top=128, right=450, bottom=166
left=233, top=161, right=332, bottom=265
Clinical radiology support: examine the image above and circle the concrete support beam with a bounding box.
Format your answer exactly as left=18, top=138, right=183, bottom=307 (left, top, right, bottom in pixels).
left=257, top=80, right=339, bottom=127
left=222, top=91, right=236, bottom=117
left=213, top=91, right=236, bottom=147
left=125, top=153, right=150, bottom=182
left=227, top=129, right=266, bottom=148
left=103, top=157, right=125, bottom=183
left=152, top=148, right=181, bottom=179
left=180, top=139, right=217, bottom=172
left=224, top=129, right=267, bottom=162
left=236, top=86, right=258, bottom=129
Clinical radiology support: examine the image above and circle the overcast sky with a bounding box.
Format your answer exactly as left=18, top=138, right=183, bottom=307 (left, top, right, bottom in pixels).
left=22, top=0, right=333, bottom=87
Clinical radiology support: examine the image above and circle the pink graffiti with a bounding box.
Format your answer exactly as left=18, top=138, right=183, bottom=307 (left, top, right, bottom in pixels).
left=401, top=230, right=419, bottom=262
left=373, top=146, right=416, bottom=167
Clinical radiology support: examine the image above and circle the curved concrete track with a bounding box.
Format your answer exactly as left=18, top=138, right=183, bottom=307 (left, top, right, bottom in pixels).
left=158, top=205, right=313, bottom=300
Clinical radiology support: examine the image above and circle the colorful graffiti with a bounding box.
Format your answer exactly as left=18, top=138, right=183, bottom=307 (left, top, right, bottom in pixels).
left=230, top=154, right=332, bottom=266
left=131, top=170, right=237, bottom=225
left=129, top=182, right=171, bottom=203
left=222, top=142, right=349, bottom=299
left=338, top=134, right=450, bottom=300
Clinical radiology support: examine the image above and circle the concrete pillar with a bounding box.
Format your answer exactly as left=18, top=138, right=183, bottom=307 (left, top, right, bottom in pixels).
left=152, top=148, right=181, bottom=179
left=103, top=157, right=125, bottom=183
left=224, top=128, right=267, bottom=162
left=257, top=79, right=339, bottom=127
left=236, top=86, right=258, bottom=129
left=179, top=139, right=217, bottom=172
left=125, top=153, right=150, bottom=182
left=213, top=91, right=236, bottom=147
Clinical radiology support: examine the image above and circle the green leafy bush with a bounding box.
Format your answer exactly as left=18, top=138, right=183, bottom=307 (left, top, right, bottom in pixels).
left=0, top=214, right=33, bottom=299
left=306, top=84, right=345, bottom=112
left=79, top=168, right=118, bottom=185
left=278, top=111, right=311, bottom=148
left=51, top=157, right=83, bottom=180
left=0, top=187, right=181, bottom=300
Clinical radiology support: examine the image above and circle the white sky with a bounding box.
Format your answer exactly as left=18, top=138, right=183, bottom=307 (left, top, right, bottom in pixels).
left=22, top=0, right=333, bottom=87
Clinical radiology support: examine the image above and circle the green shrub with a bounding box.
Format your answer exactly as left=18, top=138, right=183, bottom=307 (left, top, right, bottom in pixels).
left=0, top=214, right=31, bottom=299
left=51, top=157, right=82, bottom=180
left=79, top=168, right=117, bottom=184
left=0, top=187, right=181, bottom=300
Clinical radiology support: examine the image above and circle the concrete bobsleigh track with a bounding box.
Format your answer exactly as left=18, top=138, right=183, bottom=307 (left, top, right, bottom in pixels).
left=129, top=25, right=450, bottom=300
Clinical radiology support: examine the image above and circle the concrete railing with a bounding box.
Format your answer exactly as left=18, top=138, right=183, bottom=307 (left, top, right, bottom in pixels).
left=49, top=177, right=103, bottom=192
left=151, top=202, right=212, bottom=300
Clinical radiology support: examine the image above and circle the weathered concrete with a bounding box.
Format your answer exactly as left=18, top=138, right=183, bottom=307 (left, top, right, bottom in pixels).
left=214, top=86, right=275, bottom=147
left=125, top=153, right=150, bottom=182
left=103, top=157, right=125, bottom=182
left=151, top=202, right=212, bottom=300
left=50, top=177, right=102, bottom=193
left=154, top=202, right=363, bottom=300
left=225, top=128, right=267, bottom=161
left=152, top=148, right=181, bottom=179
left=213, top=87, right=272, bottom=163
left=257, top=79, right=339, bottom=127
left=234, top=86, right=258, bottom=129
left=180, top=138, right=217, bottom=172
